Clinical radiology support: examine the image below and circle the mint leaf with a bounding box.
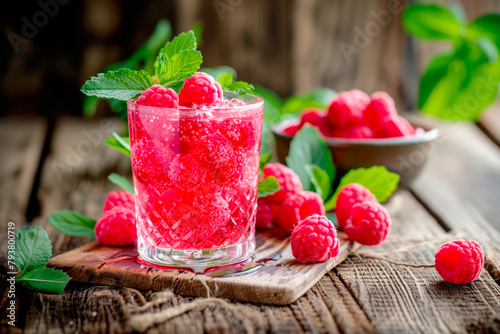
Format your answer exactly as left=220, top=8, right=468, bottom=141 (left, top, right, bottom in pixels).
left=164, top=80, right=185, bottom=93
left=227, top=81, right=254, bottom=95
left=282, top=88, right=336, bottom=116
left=108, top=173, right=135, bottom=194
left=324, top=166, right=400, bottom=211
left=217, top=73, right=233, bottom=90
left=468, top=14, right=500, bottom=50
left=306, top=164, right=331, bottom=201
left=403, top=4, right=462, bottom=40
left=104, top=132, right=131, bottom=156
left=259, top=152, right=272, bottom=170
left=258, top=176, right=280, bottom=198
left=286, top=125, right=335, bottom=190
left=16, top=267, right=71, bottom=294
left=159, top=30, right=197, bottom=59
left=80, top=69, right=154, bottom=101
left=48, top=210, right=96, bottom=238
left=14, top=226, right=52, bottom=276
left=156, top=50, right=203, bottom=84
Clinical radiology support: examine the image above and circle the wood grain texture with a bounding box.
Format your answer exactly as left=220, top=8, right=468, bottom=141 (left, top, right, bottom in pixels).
left=337, top=191, right=500, bottom=334
left=411, top=122, right=500, bottom=281
left=47, top=230, right=353, bottom=305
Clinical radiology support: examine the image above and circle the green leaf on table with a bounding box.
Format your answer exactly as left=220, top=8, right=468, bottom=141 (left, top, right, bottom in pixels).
left=48, top=210, right=96, bottom=238
left=286, top=125, right=335, bottom=191
left=80, top=69, right=155, bottom=101
left=258, top=176, right=280, bottom=198
left=14, top=226, right=52, bottom=276
left=16, top=267, right=71, bottom=294
left=403, top=4, right=463, bottom=40
left=306, top=164, right=331, bottom=201
left=108, top=173, right=135, bottom=194
left=156, top=50, right=203, bottom=84
left=282, top=88, right=336, bottom=116
left=259, top=152, right=273, bottom=171
left=104, top=132, right=131, bottom=156
left=217, top=73, right=233, bottom=90
left=324, top=166, right=400, bottom=211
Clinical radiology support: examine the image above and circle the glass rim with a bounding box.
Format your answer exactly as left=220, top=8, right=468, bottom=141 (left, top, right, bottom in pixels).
left=127, top=93, right=264, bottom=113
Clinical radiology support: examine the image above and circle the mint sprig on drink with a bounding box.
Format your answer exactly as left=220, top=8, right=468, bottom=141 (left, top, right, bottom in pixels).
left=81, top=30, right=253, bottom=101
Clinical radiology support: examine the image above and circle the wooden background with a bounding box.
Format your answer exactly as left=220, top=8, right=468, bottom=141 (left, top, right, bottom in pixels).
left=2, top=0, right=499, bottom=118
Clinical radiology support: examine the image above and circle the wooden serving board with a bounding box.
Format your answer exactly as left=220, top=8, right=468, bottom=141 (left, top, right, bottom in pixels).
left=48, top=228, right=354, bottom=305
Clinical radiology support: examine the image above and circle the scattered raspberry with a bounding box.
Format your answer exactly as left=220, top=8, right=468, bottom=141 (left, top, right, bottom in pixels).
left=326, top=90, right=369, bottom=129
left=169, top=154, right=208, bottom=190
left=291, top=214, right=340, bottom=263
left=363, top=91, right=397, bottom=125
left=136, top=84, right=179, bottom=108
left=192, top=131, right=234, bottom=170
left=95, top=207, right=137, bottom=246
left=256, top=198, right=274, bottom=228
left=276, top=191, right=325, bottom=233
left=102, top=190, right=135, bottom=213
left=343, top=201, right=391, bottom=245
left=212, top=151, right=246, bottom=187
left=262, top=163, right=303, bottom=204
left=132, top=137, right=173, bottom=185
left=336, top=183, right=377, bottom=229
left=217, top=116, right=259, bottom=150
left=435, top=239, right=484, bottom=284
left=282, top=124, right=300, bottom=137
left=375, top=117, right=414, bottom=138
left=178, top=72, right=223, bottom=107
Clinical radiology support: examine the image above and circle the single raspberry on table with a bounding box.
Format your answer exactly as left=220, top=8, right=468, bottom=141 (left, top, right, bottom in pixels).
left=262, top=163, right=303, bottom=204
left=291, top=214, right=340, bottom=263
left=178, top=72, right=223, bottom=107
left=336, top=183, right=377, bottom=229
left=256, top=198, right=274, bottom=228
left=136, top=84, right=179, bottom=108
left=276, top=191, right=325, bottom=233
left=343, top=201, right=391, bottom=245
left=326, top=89, right=370, bottom=129
left=191, top=131, right=234, bottom=170
left=95, top=207, right=137, bottom=246
left=102, top=190, right=135, bottom=213
left=435, top=239, right=484, bottom=284
left=363, top=91, right=398, bottom=125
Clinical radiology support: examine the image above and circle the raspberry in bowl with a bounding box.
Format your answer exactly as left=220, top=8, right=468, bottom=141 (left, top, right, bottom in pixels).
left=272, top=90, right=438, bottom=187
left=128, top=89, right=263, bottom=272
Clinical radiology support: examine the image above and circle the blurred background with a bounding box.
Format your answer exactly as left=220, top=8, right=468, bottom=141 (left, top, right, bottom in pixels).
left=1, top=0, right=499, bottom=120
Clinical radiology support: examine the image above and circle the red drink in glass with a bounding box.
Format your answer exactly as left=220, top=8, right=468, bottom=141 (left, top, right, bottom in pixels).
left=128, top=93, right=263, bottom=271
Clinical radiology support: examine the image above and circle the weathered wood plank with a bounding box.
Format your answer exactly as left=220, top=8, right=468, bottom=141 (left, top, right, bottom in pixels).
left=411, top=122, right=500, bottom=280
left=47, top=231, right=353, bottom=305
left=337, top=191, right=500, bottom=333
left=31, top=116, right=131, bottom=255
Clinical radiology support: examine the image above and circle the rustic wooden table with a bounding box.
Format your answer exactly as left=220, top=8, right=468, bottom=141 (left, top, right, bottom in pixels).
left=1, top=106, right=500, bottom=333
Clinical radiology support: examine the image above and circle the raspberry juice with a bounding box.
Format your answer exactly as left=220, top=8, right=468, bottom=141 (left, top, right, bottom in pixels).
left=128, top=93, right=263, bottom=271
